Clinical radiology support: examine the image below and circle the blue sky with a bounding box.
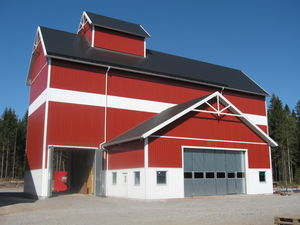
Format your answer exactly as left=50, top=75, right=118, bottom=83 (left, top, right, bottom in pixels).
left=0, top=0, right=299, bottom=118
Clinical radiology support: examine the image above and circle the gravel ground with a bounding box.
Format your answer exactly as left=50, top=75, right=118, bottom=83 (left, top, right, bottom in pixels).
left=0, top=187, right=300, bottom=225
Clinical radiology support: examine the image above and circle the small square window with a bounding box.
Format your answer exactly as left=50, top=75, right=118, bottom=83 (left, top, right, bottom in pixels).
left=134, top=171, right=140, bottom=185
left=206, top=172, right=215, bottom=179
left=217, top=172, right=225, bottom=178
left=184, top=172, right=193, bottom=179
left=157, top=171, right=167, bottom=184
left=112, top=172, right=117, bottom=185
left=227, top=172, right=235, bottom=179
left=194, top=172, right=204, bottom=179
left=237, top=172, right=245, bottom=178
left=259, top=171, right=266, bottom=182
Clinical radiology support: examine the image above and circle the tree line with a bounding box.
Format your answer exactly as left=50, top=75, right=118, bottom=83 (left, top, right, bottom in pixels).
left=268, top=95, right=300, bottom=184
left=0, top=108, right=27, bottom=180
left=0, top=95, right=300, bottom=184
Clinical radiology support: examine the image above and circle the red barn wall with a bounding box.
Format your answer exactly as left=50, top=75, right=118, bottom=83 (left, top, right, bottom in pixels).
left=50, top=59, right=106, bottom=94
left=148, top=137, right=270, bottom=169
left=94, top=27, right=145, bottom=56
left=47, top=102, right=104, bottom=147
left=107, top=69, right=267, bottom=116
left=29, top=43, right=48, bottom=104
left=26, top=103, right=46, bottom=170
left=108, top=141, right=144, bottom=169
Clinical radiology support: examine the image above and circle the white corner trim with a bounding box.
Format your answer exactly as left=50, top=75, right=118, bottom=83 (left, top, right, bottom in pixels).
left=37, top=26, right=47, bottom=56
left=144, top=138, right=148, bottom=168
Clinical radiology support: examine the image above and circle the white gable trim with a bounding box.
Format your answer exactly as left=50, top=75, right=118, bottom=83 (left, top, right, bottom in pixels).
left=141, top=91, right=278, bottom=147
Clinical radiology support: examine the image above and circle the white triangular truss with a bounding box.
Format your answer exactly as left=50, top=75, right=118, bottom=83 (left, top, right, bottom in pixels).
left=77, top=11, right=92, bottom=33
left=142, top=91, right=278, bottom=147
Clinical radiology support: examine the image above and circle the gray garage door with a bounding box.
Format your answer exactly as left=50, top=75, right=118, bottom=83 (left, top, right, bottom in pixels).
left=184, top=148, right=246, bottom=197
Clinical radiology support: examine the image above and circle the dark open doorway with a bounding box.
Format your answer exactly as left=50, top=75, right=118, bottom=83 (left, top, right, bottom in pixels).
left=51, top=148, right=96, bottom=195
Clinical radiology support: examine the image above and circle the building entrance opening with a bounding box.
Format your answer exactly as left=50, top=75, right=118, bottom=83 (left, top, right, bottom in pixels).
left=51, top=148, right=96, bottom=195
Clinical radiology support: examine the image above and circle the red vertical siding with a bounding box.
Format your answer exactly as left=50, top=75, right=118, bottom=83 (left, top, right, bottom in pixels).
left=26, top=103, right=46, bottom=170
left=47, top=102, right=104, bottom=147
left=148, top=137, right=270, bottom=169
left=29, top=43, right=48, bottom=104
left=108, top=69, right=266, bottom=116
left=156, top=110, right=265, bottom=143
left=94, top=27, right=145, bottom=56
left=108, top=141, right=144, bottom=169
left=50, top=59, right=106, bottom=94
left=107, top=108, right=154, bottom=141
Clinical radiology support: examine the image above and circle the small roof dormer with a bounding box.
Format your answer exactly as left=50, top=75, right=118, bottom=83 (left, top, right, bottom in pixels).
left=78, top=11, right=150, bottom=57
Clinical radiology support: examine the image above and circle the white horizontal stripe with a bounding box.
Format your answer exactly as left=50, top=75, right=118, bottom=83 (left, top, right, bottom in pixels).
left=108, top=95, right=173, bottom=113
left=48, top=88, right=106, bottom=107
left=28, top=89, right=47, bottom=116
left=28, top=88, right=267, bottom=126
left=244, top=113, right=267, bottom=126
left=151, top=135, right=268, bottom=145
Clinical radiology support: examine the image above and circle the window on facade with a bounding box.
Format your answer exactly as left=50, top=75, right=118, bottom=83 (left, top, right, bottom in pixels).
left=194, top=172, right=204, bottom=179
left=217, top=172, right=225, bottom=178
left=227, top=172, right=235, bottom=178
left=134, top=171, right=140, bottom=185
left=237, top=172, right=245, bottom=178
left=112, top=172, right=117, bottom=185
left=184, top=172, right=193, bottom=179
left=206, top=172, right=215, bottom=179
left=259, top=171, right=266, bottom=182
left=157, top=171, right=167, bottom=184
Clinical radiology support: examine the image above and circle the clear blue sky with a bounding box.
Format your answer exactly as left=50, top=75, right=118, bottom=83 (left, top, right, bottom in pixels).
left=0, top=0, right=299, bottom=118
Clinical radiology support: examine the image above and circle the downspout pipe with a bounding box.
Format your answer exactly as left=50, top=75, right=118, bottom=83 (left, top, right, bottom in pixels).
left=99, top=66, right=111, bottom=149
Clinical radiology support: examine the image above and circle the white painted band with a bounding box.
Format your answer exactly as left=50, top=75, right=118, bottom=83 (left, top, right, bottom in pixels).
left=28, top=88, right=267, bottom=126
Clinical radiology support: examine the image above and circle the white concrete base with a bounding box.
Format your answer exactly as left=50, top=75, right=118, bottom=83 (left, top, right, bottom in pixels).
left=24, top=169, right=43, bottom=197
left=246, top=168, right=273, bottom=194
left=106, top=167, right=184, bottom=199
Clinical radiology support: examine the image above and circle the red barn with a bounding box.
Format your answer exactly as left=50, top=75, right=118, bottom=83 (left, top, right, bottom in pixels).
left=25, top=11, right=277, bottom=199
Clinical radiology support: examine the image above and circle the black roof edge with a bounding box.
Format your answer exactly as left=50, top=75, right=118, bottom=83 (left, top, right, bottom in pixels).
left=103, top=137, right=142, bottom=148
left=47, top=53, right=269, bottom=97
left=84, top=11, right=150, bottom=38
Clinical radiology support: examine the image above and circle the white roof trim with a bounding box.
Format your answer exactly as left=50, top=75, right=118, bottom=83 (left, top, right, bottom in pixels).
left=141, top=91, right=278, bottom=147
left=26, top=27, right=48, bottom=85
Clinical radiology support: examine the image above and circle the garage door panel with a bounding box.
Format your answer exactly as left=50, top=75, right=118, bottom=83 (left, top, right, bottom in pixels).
left=184, top=179, right=194, bottom=197
left=193, top=151, right=204, bottom=171
left=184, top=151, right=193, bottom=171
left=236, top=179, right=245, bottom=194
left=193, top=180, right=205, bottom=196
left=227, top=179, right=236, bottom=194
left=184, top=149, right=245, bottom=197
left=214, top=150, right=226, bottom=171
left=216, top=179, right=227, bottom=195
left=204, top=179, right=216, bottom=195
left=235, top=152, right=244, bottom=171
left=204, top=150, right=215, bottom=171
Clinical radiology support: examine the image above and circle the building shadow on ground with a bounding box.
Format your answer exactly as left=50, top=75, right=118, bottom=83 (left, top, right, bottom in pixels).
left=0, top=192, right=37, bottom=207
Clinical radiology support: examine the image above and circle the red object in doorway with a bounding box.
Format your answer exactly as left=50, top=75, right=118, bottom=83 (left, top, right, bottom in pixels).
left=54, top=171, right=68, bottom=192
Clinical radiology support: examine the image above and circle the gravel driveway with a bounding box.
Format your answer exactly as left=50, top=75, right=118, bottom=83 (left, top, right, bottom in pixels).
left=1, top=187, right=300, bottom=225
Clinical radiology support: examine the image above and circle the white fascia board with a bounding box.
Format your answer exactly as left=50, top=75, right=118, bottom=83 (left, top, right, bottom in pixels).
left=141, top=91, right=219, bottom=138
left=83, top=11, right=92, bottom=24
left=217, top=93, right=278, bottom=147
left=26, top=27, right=48, bottom=85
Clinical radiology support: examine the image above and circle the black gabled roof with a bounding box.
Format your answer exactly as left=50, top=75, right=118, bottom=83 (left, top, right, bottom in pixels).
left=37, top=27, right=268, bottom=96
left=85, top=11, right=150, bottom=38
left=103, top=95, right=209, bottom=147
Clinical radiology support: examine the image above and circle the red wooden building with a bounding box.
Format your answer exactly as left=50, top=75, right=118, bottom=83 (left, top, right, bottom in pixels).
left=25, top=11, right=277, bottom=199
